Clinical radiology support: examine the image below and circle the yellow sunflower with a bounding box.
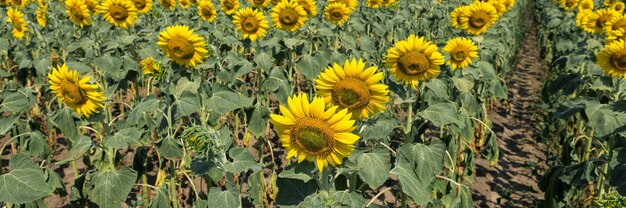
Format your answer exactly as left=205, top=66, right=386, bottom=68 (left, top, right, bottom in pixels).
left=582, top=9, right=620, bottom=34
left=501, top=0, right=514, bottom=12
left=604, top=0, right=616, bottom=6
left=248, top=0, right=269, bottom=8
left=98, top=0, right=138, bottom=28
left=140, top=57, right=163, bottom=77
left=271, top=0, right=307, bottom=32
left=7, top=8, right=28, bottom=39
left=297, top=0, right=317, bottom=18
left=384, top=34, right=445, bottom=88
left=314, top=59, right=389, bottom=120
left=36, top=7, right=47, bottom=27
left=324, top=2, right=351, bottom=26
left=559, top=0, right=578, bottom=10
left=442, top=37, right=480, bottom=70
left=37, top=0, right=48, bottom=7
left=84, top=0, right=99, bottom=12
left=159, top=0, right=175, bottom=10
left=269, top=93, right=359, bottom=172
left=612, top=2, right=625, bottom=13
left=180, top=0, right=191, bottom=8
left=197, top=0, right=217, bottom=22
left=65, top=0, right=92, bottom=27
left=220, top=0, right=239, bottom=14
left=366, top=0, right=381, bottom=8
left=460, top=2, right=499, bottom=36
left=381, top=0, right=396, bottom=7
left=132, top=0, right=153, bottom=13
left=606, top=16, right=626, bottom=43
left=157, top=25, right=208, bottom=68
left=232, top=8, right=269, bottom=41
left=596, top=39, right=626, bottom=78
left=450, top=5, right=470, bottom=29
left=578, top=0, right=593, bottom=10
left=10, top=0, right=29, bottom=8
left=478, top=0, right=506, bottom=15
left=328, top=0, right=357, bottom=12
left=48, top=64, right=105, bottom=118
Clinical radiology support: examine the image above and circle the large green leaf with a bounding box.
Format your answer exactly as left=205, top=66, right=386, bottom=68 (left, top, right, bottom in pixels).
left=360, top=118, right=397, bottom=142
left=149, top=186, right=171, bottom=208
left=9, top=153, right=38, bottom=170
left=177, top=92, right=201, bottom=117
left=206, top=187, right=241, bottom=208
left=0, top=89, right=35, bottom=113
left=390, top=141, right=446, bottom=205
left=157, top=137, right=183, bottom=160
left=0, top=115, right=18, bottom=135
left=104, top=127, right=143, bottom=149
left=0, top=169, right=52, bottom=204
left=49, top=108, right=80, bottom=142
left=86, top=168, right=138, bottom=208
left=358, top=151, right=390, bottom=188
left=174, top=77, right=201, bottom=99
left=416, top=102, right=463, bottom=127
left=223, top=147, right=262, bottom=173
left=206, top=90, right=254, bottom=114
left=254, top=52, right=274, bottom=70
left=248, top=104, right=269, bottom=137
left=276, top=178, right=318, bottom=206
left=278, top=161, right=315, bottom=182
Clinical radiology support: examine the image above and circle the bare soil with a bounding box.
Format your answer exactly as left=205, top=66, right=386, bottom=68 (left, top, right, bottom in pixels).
left=471, top=12, right=549, bottom=208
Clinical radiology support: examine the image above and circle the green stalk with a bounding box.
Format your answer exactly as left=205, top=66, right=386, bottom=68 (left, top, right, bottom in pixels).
left=349, top=171, right=358, bottom=192
left=143, top=174, right=150, bottom=206
left=170, top=176, right=179, bottom=208
left=597, top=135, right=616, bottom=200
left=71, top=160, right=80, bottom=180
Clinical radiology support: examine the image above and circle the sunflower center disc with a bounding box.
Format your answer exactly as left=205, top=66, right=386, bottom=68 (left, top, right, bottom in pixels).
left=109, top=5, right=129, bottom=21
left=279, top=8, right=299, bottom=26
left=452, top=51, right=467, bottom=62
left=611, top=55, right=626, bottom=70
left=398, top=51, right=430, bottom=75
left=565, top=0, right=575, bottom=7
left=597, top=15, right=612, bottom=29
left=332, top=78, right=371, bottom=109
left=331, top=9, right=343, bottom=20
left=133, top=0, right=146, bottom=9
left=60, top=80, right=88, bottom=105
left=224, top=1, right=233, bottom=9
left=469, top=11, right=489, bottom=28
left=71, top=8, right=85, bottom=20
left=241, top=17, right=260, bottom=33
left=202, top=8, right=213, bottom=17
left=253, top=0, right=264, bottom=4
left=168, top=37, right=195, bottom=60
left=291, top=118, right=334, bottom=154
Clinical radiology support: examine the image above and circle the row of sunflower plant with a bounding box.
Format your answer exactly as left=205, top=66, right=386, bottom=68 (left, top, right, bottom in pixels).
left=1, top=0, right=524, bottom=206
left=535, top=0, right=626, bottom=207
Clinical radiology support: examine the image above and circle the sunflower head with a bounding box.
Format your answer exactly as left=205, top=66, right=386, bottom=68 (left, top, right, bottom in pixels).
left=583, top=9, right=620, bottom=34
left=366, top=0, right=381, bottom=8
left=596, top=39, right=626, bottom=78
left=141, top=57, right=164, bottom=78
left=132, top=0, right=153, bottom=13
left=460, top=2, right=499, bottom=36
left=297, top=0, right=317, bottom=17
left=180, top=0, right=191, bottom=8
left=450, top=5, right=470, bottom=29
left=159, top=0, right=175, bottom=10
left=324, top=2, right=351, bottom=26
left=10, top=0, right=29, bottom=8
left=606, top=17, right=626, bottom=43
left=197, top=0, right=217, bottom=22
left=578, top=0, right=593, bottom=10
left=48, top=64, right=105, bottom=118
left=36, top=7, right=47, bottom=27
left=220, top=0, right=240, bottom=14
left=232, top=7, right=270, bottom=41
left=269, top=93, right=360, bottom=172
left=314, top=59, right=389, bottom=120
left=328, top=0, right=357, bottom=12
left=501, top=0, right=514, bottom=11
left=37, top=0, right=48, bottom=7
left=7, top=8, right=28, bottom=39
left=384, top=34, right=444, bottom=88
left=576, top=9, right=593, bottom=28
left=271, top=0, right=307, bottom=32
left=248, top=0, right=269, bottom=7
left=98, top=0, right=138, bottom=29
left=442, top=37, right=480, bottom=70
left=157, top=25, right=209, bottom=68
left=612, top=2, right=625, bottom=13
left=559, top=0, right=578, bottom=10
left=604, top=0, right=616, bottom=6
left=66, top=0, right=93, bottom=27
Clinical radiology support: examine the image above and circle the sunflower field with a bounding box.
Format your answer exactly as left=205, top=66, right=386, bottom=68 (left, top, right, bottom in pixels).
left=0, top=0, right=578, bottom=206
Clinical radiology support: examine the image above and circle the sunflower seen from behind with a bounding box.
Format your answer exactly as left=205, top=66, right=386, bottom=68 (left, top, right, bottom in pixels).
left=197, top=0, right=217, bottom=22
left=232, top=8, right=269, bottom=41
left=297, top=0, right=316, bottom=18
left=271, top=0, right=307, bottom=32
left=596, top=39, right=626, bottom=78
left=384, top=34, right=445, bottom=88
left=66, top=0, right=92, bottom=27
left=324, top=2, right=350, bottom=26
left=220, top=0, right=239, bottom=14
left=269, top=93, right=360, bottom=172
left=7, top=8, right=28, bottom=39
left=315, top=59, right=389, bottom=120
left=48, top=64, right=105, bottom=118
left=460, top=2, right=499, bottom=36
left=442, top=37, right=479, bottom=70
left=157, top=25, right=209, bottom=68
left=98, top=0, right=138, bottom=29
left=132, top=0, right=153, bottom=13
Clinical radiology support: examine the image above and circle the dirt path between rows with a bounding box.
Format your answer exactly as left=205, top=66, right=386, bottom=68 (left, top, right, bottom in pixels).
left=470, top=10, right=549, bottom=207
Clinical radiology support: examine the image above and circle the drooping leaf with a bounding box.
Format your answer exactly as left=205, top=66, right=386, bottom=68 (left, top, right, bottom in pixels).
left=223, top=147, right=262, bottom=173
left=86, top=168, right=138, bottom=208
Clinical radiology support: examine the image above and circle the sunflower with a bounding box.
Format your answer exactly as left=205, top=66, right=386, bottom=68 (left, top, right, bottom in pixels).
left=606, top=16, right=626, bottom=43
left=197, top=0, right=217, bottom=22
left=384, top=34, right=445, bottom=88
left=328, top=0, right=357, bottom=12
left=98, top=0, right=138, bottom=28
left=180, top=0, right=191, bottom=8
left=324, top=2, right=351, bottom=26
left=0, top=0, right=7, bottom=5
left=159, top=0, right=175, bottom=10
left=48, top=64, right=105, bottom=118
left=248, top=0, right=269, bottom=8
left=381, top=0, right=396, bottom=7
left=65, top=0, right=92, bottom=27
left=575, top=9, right=593, bottom=28
left=232, top=8, right=269, bottom=41
left=460, top=2, right=499, bottom=36
left=157, top=25, right=208, bottom=68
left=596, top=39, right=626, bottom=78
left=559, top=0, right=578, bottom=10
left=442, top=37, right=479, bottom=70
left=84, top=0, right=99, bottom=12
left=10, top=0, right=29, bottom=8
left=612, top=2, right=625, bottom=13
left=271, top=0, right=307, bottom=32
left=140, top=57, right=163, bottom=78
left=479, top=0, right=506, bottom=15
left=7, top=8, right=28, bottom=39
left=36, top=7, right=47, bottom=27
left=314, top=59, right=389, bottom=120
left=269, top=93, right=360, bottom=172
left=220, top=0, right=239, bottom=14
left=501, top=0, right=514, bottom=12
left=297, top=0, right=316, bottom=17
left=604, top=0, right=616, bottom=6
left=582, top=9, right=620, bottom=34
left=37, top=0, right=48, bottom=7
left=578, top=0, right=593, bottom=10
left=366, top=0, right=381, bottom=8
left=132, top=0, right=153, bottom=13
left=450, top=5, right=470, bottom=29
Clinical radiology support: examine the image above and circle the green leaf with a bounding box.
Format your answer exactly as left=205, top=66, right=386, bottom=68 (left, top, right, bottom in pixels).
left=0, top=115, right=18, bottom=135
left=276, top=178, right=318, bottom=206
left=0, top=89, right=35, bottom=113
left=49, top=108, right=79, bottom=142
left=453, top=77, right=474, bottom=93
left=248, top=104, right=269, bottom=137
left=95, top=55, right=124, bottom=81
left=174, top=77, right=201, bottom=99
left=358, top=151, right=390, bottom=188
left=223, top=147, right=262, bottom=173
left=25, top=131, right=51, bottom=159
left=0, top=169, right=52, bottom=204
left=149, top=186, right=171, bottom=208
left=254, top=52, right=274, bottom=70
left=296, top=54, right=323, bottom=80
left=9, top=153, right=38, bottom=170
left=86, top=168, right=138, bottom=208
left=157, top=137, right=183, bottom=160
left=416, top=102, right=463, bottom=127
left=278, top=161, right=315, bottom=182
left=206, top=187, right=241, bottom=208
left=360, top=118, right=397, bottom=142
left=332, top=190, right=367, bottom=207
left=390, top=141, right=446, bottom=205
left=126, top=98, right=160, bottom=126
left=206, top=90, right=254, bottom=114
left=177, top=92, right=200, bottom=117
left=34, top=58, right=51, bottom=76
left=104, top=127, right=143, bottom=149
